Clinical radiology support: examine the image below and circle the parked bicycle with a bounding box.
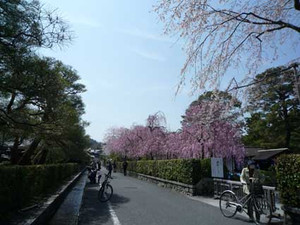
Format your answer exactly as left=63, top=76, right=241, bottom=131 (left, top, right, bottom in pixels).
left=98, top=173, right=113, bottom=202
left=219, top=178, right=272, bottom=224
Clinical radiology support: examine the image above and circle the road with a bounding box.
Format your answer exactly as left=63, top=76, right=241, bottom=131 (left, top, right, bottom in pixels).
left=78, top=170, right=251, bottom=225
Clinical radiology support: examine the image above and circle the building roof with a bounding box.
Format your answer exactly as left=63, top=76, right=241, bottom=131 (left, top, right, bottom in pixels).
left=252, top=148, right=288, bottom=160
left=245, top=147, right=263, bottom=157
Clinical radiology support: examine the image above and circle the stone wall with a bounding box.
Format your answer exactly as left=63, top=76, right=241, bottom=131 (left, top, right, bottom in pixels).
left=127, top=171, right=196, bottom=195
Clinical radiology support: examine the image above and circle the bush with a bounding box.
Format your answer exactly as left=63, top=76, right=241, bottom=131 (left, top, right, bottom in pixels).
left=195, top=178, right=214, bottom=196
left=260, top=168, right=277, bottom=186
left=120, top=159, right=214, bottom=185
left=199, top=158, right=211, bottom=178
left=276, top=154, right=300, bottom=208
left=0, top=163, right=79, bottom=216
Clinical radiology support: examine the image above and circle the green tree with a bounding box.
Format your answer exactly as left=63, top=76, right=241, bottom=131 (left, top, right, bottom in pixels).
left=0, top=1, right=91, bottom=164
left=243, top=65, right=300, bottom=149
left=1, top=0, right=72, bottom=131
left=14, top=57, right=87, bottom=165
left=183, top=90, right=242, bottom=125
left=0, top=0, right=71, bottom=50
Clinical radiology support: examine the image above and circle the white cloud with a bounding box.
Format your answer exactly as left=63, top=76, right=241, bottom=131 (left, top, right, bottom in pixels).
left=117, top=27, right=173, bottom=43
left=132, top=48, right=166, bottom=62
left=65, top=13, right=102, bottom=28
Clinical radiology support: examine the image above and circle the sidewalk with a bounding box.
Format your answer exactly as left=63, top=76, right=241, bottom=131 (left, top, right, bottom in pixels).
left=187, top=195, right=284, bottom=224
left=47, top=171, right=88, bottom=225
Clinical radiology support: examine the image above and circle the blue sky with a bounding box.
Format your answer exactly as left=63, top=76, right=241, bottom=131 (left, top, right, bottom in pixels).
left=40, top=0, right=299, bottom=142
left=41, top=0, right=194, bottom=141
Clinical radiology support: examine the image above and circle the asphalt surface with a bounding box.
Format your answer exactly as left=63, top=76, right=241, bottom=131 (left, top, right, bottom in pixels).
left=78, top=170, right=253, bottom=225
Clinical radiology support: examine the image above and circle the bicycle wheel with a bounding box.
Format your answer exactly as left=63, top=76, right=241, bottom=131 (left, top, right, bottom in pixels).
left=219, top=191, right=238, bottom=218
left=249, top=198, right=261, bottom=225
left=98, top=184, right=113, bottom=202
left=254, top=197, right=272, bottom=224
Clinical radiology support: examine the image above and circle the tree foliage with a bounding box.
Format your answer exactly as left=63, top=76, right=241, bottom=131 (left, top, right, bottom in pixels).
left=175, top=91, right=244, bottom=162
left=0, top=0, right=72, bottom=51
left=243, top=65, right=300, bottom=149
left=154, top=0, right=300, bottom=92
left=105, top=92, right=245, bottom=163
left=0, top=0, right=89, bottom=165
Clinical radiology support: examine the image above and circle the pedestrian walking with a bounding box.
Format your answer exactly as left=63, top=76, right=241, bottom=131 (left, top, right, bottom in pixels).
left=122, top=159, right=128, bottom=176
left=113, top=160, right=117, bottom=173
left=96, top=161, right=102, bottom=183
left=97, top=161, right=101, bottom=170
left=107, top=159, right=113, bottom=178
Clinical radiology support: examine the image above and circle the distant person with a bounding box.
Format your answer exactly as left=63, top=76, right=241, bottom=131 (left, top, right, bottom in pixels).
left=122, top=159, right=128, bottom=176
left=107, top=159, right=113, bottom=178
left=97, top=161, right=101, bottom=170
left=113, top=160, right=117, bottom=173
left=87, top=167, right=97, bottom=184
left=90, top=161, right=96, bottom=170
left=240, top=160, right=264, bottom=220
left=96, top=161, right=102, bottom=183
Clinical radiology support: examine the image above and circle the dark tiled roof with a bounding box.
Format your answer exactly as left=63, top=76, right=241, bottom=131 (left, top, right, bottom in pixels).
left=245, top=147, right=263, bottom=157
left=253, top=148, right=288, bottom=160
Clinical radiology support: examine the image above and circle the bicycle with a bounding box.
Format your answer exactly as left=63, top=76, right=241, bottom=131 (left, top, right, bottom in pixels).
left=219, top=179, right=272, bottom=224
left=98, top=173, right=113, bottom=202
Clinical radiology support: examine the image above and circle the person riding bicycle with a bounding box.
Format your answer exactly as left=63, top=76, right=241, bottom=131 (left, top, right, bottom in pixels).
left=240, top=160, right=265, bottom=220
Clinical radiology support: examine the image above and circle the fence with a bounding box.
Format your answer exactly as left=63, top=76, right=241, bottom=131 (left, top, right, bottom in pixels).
left=213, top=178, right=278, bottom=212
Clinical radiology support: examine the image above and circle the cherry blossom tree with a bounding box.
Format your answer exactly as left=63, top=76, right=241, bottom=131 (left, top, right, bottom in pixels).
left=154, top=0, right=300, bottom=93
left=143, top=112, right=167, bottom=159
left=177, top=92, right=244, bottom=162
left=104, top=102, right=244, bottom=163
left=104, top=112, right=168, bottom=159
left=104, top=127, right=130, bottom=157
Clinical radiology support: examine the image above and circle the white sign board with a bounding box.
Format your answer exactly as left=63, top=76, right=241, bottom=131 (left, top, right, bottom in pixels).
left=211, top=158, right=224, bottom=178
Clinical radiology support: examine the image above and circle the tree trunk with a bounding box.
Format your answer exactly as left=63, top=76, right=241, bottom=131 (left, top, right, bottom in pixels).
left=10, top=136, right=20, bottom=164
left=150, top=153, right=154, bottom=160
left=18, top=138, right=41, bottom=165
left=295, top=0, right=300, bottom=10
left=33, top=148, right=48, bottom=164
left=293, top=65, right=300, bottom=101
left=282, top=101, right=291, bottom=148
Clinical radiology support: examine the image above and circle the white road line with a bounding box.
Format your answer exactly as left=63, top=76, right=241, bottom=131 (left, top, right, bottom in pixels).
left=108, top=202, right=121, bottom=225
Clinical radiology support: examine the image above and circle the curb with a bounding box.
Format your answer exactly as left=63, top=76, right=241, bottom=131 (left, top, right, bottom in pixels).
left=18, top=168, right=86, bottom=225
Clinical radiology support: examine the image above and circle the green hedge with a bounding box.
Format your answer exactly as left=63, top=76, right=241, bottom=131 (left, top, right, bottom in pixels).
left=260, top=168, right=277, bottom=186
left=0, top=163, right=79, bottom=216
left=276, top=154, right=300, bottom=208
left=117, top=158, right=213, bottom=185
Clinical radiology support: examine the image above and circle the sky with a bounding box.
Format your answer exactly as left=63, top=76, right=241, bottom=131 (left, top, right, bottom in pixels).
left=40, top=0, right=299, bottom=142
left=40, top=0, right=194, bottom=142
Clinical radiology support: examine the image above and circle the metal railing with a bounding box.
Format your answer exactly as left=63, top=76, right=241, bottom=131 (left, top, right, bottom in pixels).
left=213, top=178, right=278, bottom=212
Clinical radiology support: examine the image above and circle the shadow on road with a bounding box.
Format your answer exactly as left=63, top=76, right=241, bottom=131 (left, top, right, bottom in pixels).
left=232, top=214, right=283, bottom=225
left=230, top=215, right=255, bottom=224
left=78, top=183, right=130, bottom=225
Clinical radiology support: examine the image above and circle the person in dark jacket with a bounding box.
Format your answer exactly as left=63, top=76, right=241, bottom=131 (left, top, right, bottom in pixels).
left=107, top=159, right=113, bottom=178
left=87, top=167, right=97, bottom=184
left=113, top=160, right=117, bottom=173
left=122, top=160, right=128, bottom=176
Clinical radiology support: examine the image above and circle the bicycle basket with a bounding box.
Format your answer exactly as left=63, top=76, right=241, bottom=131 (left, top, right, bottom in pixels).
left=251, top=183, right=264, bottom=195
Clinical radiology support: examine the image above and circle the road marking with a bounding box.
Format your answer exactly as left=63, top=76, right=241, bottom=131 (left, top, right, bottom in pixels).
left=108, top=202, right=121, bottom=225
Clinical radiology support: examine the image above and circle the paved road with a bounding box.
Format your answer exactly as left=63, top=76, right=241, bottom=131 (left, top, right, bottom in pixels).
left=78, top=171, right=252, bottom=225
